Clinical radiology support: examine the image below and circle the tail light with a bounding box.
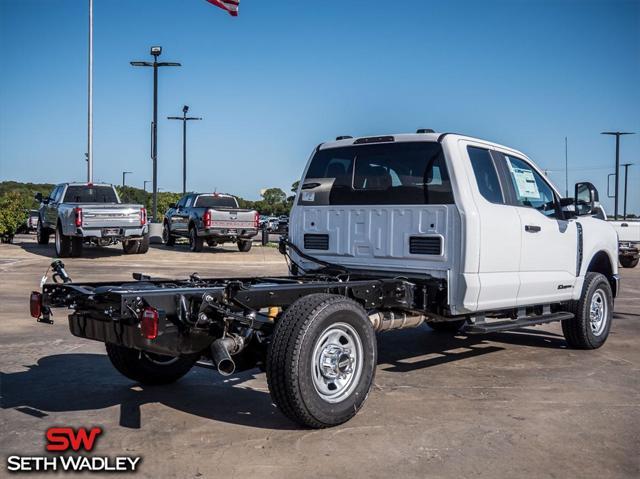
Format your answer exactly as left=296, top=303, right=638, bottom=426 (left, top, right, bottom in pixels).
left=74, top=207, right=83, bottom=227
left=203, top=210, right=212, bottom=229
left=140, top=307, right=159, bottom=340
left=30, top=291, right=42, bottom=318
left=254, top=211, right=260, bottom=228
left=140, top=207, right=147, bottom=226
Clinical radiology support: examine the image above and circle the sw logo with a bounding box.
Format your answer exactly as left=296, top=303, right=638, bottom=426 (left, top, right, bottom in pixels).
left=46, top=427, right=103, bottom=452
left=5, top=426, right=141, bottom=473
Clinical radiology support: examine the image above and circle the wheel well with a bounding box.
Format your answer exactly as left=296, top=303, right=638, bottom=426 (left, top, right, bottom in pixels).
left=586, top=251, right=617, bottom=297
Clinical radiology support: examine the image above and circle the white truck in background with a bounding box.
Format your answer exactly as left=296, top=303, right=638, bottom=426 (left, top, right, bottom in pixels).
left=593, top=206, right=639, bottom=268
left=32, top=131, right=620, bottom=428
left=36, top=183, right=148, bottom=257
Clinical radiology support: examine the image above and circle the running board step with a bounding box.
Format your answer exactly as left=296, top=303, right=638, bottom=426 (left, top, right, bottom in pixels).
left=463, top=312, right=574, bottom=334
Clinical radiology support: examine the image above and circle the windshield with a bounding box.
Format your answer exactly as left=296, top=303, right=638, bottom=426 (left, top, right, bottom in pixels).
left=300, top=141, right=453, bottom=205
left=194, top=195, right=238, bottom=208
left=63, top=186, right=118, bottom=203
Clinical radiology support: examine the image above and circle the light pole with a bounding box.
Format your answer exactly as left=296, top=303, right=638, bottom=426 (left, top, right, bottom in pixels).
left=168, top=105, right=202, bottom=194
left=143, top=180, right=152, bottom=192
left=621, top=163, right=633, bottom=220
left=601, top=131, right=635, bottom=220
left=131, top=46, right=181, bottom=222
left=122, top=171, right=132, bottom=188
left=87, top=0, right=93, bottom=183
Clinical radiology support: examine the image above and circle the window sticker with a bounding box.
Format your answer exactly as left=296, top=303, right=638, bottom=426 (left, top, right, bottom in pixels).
left=507, top=159, right=540, bottom=199
left=301, top=191, right=315, bottom=202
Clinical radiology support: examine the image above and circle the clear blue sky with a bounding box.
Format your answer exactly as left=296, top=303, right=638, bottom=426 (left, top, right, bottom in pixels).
left=1, top=0, right=639, bottom=212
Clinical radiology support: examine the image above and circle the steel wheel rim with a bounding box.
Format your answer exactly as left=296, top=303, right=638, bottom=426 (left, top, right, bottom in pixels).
left=589, top=289, right=608, bottom=336
left=311, top=322, right=363, bottom=404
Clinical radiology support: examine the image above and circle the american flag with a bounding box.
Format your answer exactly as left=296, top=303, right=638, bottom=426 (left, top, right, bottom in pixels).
left=205, top=0, right=239, bottom=17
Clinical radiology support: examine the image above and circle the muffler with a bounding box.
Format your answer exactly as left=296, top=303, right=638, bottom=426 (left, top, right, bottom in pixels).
left=210, top=336, right=242, bottom=376
left=368, top=310, right=427, bottom=332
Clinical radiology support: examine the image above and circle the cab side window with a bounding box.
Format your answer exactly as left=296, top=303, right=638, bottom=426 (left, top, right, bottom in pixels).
left=176, top=196, right=187, bottom=208
left=467, top=147, right=504, bottom=204
left=505, top=155, right=558, bottom=217
left=185, top=196, right=194, bottom=208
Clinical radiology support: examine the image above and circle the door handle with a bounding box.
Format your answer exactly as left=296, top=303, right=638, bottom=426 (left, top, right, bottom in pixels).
left=525, top=225, right=541, bottom=233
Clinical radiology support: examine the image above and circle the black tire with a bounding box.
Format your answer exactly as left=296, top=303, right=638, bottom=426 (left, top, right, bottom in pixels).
left=54, top=224, right=72, bottom=258
left=71, top=237, right=83, bottom=257
left=137, top=234, right=150, bottom=254
left=237, top=239, right=252, bottom=252
left=37, top=220, right=50, bottom=245
left=189, top=227, right=203, bottom=252
left=266, top=293, right=377, bottom=428
left=163, top=223, right=175, bottom=246
left=122, top=239, right=140, bottom=254
left=105, top=343, right=197, bottom=385
left=562, top=272, right=613, bottom=349
left=428, top=319, right=466, bottom=333
left=620, top=256, right=638, bottom=268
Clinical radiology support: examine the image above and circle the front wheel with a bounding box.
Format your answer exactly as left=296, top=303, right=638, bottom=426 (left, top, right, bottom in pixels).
left=189, top=228, right=203, bottom=252
left=105, top=343, right=197, bottom=385
left=37, top=220, right=50, bottom=245
left=162, top=223, right=175, bottom=246
left=54, top=225, right=72, bottom=257
left=562, top=272, right=613, bottom=349
left=266, top=293, right=377, bottom=428
left=620, top=256, right=638, bottom=268
left=237, top=239, right=252, bottom=252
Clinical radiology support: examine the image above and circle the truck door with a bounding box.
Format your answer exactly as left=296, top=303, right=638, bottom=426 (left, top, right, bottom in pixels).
left=45, top=186, right=62, bottom=227
left=173, top=195, right=191, bottom=233
left=499, top=154, right=578, bottom=305
left=463, top=144, right=522, bottom=310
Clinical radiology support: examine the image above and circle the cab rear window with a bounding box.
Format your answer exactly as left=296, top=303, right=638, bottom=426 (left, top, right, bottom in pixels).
left=194, top=195, right=238, bottom=208
left=63, top=186, right=118, bottom=203
left=300, top=142, right=453, bottom=205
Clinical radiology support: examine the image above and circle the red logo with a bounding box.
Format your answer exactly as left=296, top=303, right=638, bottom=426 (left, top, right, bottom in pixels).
left=46, top=427, right=103, bottom=452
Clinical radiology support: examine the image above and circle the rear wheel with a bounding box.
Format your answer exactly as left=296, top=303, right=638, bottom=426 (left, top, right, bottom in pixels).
left=105, top=343, right=197, bottom=385
left=122, top=239, right=140, bottom=254
left=620, top=256, right=638, bottom=268
left=562, top=272, right=613, bottom=349
left=428, top=319, right=466, bottom=333
left=137, top=234, right=150, bottom=254
left=189, top=227, right=203, bottom=252
left=162, top=223, right=175, bottom=246
left=237, top=239, right=252, bottom=252
left=71, top=237, right=83, bottom=257
left=54, top=224, right=72, bottom=257
left=266, top=293, right=377, bottom=428
left=37, top=220, right=50, bottom=245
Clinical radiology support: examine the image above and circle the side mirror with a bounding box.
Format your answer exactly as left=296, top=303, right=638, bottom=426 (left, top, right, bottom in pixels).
left=34, top=192, right=43, bottom=203
left=574, top=182, right=599, bottom=216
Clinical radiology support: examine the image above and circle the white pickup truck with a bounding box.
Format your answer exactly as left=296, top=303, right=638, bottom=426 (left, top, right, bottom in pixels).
left=593, top=206, right=639, bottom=268
left=36, top=183, right=148, bottom=257
left=31, top=131, right=619, bottom=428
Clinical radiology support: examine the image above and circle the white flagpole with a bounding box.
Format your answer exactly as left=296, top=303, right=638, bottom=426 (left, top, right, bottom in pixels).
left=87, top=0, right=94, bottom=182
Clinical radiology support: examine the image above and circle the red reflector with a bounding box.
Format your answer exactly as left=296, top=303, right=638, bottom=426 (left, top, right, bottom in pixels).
left=140, top=207, right=147, bottom=226
left=140, top=307, right=159, bottom=339
left=30, top=291, right=42, bottom=318
left=203, top=210, right=212, bottom=229
left=75, top=207, right=83, bottom=227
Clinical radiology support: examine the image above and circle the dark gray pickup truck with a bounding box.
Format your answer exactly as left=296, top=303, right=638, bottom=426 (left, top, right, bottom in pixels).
left=162, top=193, right=259, bottom=252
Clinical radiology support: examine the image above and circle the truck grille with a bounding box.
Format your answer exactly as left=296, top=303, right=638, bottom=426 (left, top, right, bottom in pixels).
left=409, top=236, right=442, bottom=255
left=304, top=234, right=329, bottom=250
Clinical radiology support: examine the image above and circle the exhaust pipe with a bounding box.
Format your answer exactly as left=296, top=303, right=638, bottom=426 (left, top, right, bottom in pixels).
left=210, top=338, right=238, bottom=376
left=368, top=310, right=427, bottom=332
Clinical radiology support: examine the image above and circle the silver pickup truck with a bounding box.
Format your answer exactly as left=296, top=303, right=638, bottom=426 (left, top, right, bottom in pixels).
left=162, top=193, right=259, bottom=252
left=36, top=183, right=149, bottom=257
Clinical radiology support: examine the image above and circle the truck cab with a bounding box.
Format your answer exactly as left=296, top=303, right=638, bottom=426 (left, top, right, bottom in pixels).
left=289, top=132, right=619, bottom=315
